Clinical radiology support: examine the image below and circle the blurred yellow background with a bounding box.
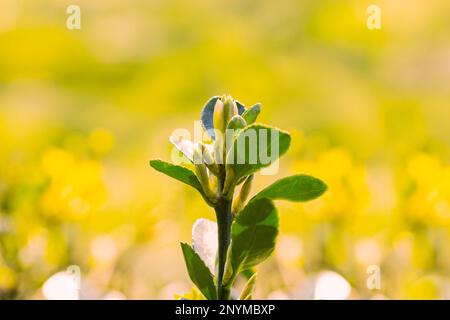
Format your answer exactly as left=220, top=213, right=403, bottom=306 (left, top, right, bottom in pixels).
left=0, top=0, right=450, bottom=299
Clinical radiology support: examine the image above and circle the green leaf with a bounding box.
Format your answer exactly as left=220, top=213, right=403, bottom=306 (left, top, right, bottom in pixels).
left=150, top=160, right=202, bottom=190
left=241, top=103, right=261, bottom=125
left=223, top=198, right=278, bottom=287
left=253, top=174, right=327, bottom=202
left=201, top=96, right=245, bottom=140
left=239, top=273, right=257, bottom=300
left=180, top=243, right=218, bottom=300
left=241, top=268, right=256, bottom=279
left=226, top=124, right=291, bottom=181
left=150, top=160, right=214, bottom=205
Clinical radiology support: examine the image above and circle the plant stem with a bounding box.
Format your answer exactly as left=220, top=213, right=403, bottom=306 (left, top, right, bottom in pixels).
left=215, top=197, right=232, bottom=300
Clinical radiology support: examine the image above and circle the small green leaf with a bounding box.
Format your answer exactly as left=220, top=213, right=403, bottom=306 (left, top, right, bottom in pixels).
left=241, top=103, right=261, bottom=125
left=201, top=96, right=246, bottom=140
left=149, top=160, right=214, bottom=205
left=253, top=174, right=327, bottom=202
left=180, top=243, right=218, bottom=300
left=227, top=115, right=247, bottom=131
left=239, top=273, right=257, bottom=300
left=223, top=198, right=278, bottom=287
left=226, top=124, right=291, bottom=181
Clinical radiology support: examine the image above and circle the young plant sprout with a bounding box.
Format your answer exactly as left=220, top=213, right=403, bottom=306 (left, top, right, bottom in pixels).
left=150, top=95, right=327, bottom=300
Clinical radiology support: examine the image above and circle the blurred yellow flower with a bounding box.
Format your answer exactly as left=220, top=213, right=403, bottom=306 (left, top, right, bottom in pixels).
left=0, top=264, right=17, bottom=290
left=292, top=148, right=370, bottom=221
left=405, top=153, right=450, bottom=225
left=89, top=129, right=115, bottom=156
left=406, top=275, right=440, bottom=300
left=40, top=148, right=107, bottom=220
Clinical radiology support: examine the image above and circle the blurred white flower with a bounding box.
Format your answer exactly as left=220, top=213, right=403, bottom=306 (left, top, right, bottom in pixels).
left=192, top=218, right=217, bottom=274
left=314, top=271, right=351, bottom=300
left=42, top=271, right=80, bottom=300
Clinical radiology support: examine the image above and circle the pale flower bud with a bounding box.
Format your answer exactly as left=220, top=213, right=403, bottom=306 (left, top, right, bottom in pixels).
left=223, top=94, right=239, bottom=124
left=213, top=95, right=238, bottom=133
left=193, top=145, right=216, bottom=201
left=213, top=99, right=225, bottom=133
left=200, top=142, right=219, bottom=175
left=232, top=175, right=254, bottom=214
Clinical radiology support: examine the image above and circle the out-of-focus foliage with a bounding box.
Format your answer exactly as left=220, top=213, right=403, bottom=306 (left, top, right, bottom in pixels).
left=0, top=0, right=450, bottom=299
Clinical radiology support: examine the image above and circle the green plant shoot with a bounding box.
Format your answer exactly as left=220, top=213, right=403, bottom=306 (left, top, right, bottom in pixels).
left=150, top=94, right=327, bottom=300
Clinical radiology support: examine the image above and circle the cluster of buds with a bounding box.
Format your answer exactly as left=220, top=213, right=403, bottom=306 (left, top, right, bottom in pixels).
left=193, top=94, right=253, bottom=213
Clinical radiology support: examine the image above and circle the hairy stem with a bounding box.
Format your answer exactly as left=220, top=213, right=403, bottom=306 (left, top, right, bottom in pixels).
left=214, top=197, right=232, bottom=300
